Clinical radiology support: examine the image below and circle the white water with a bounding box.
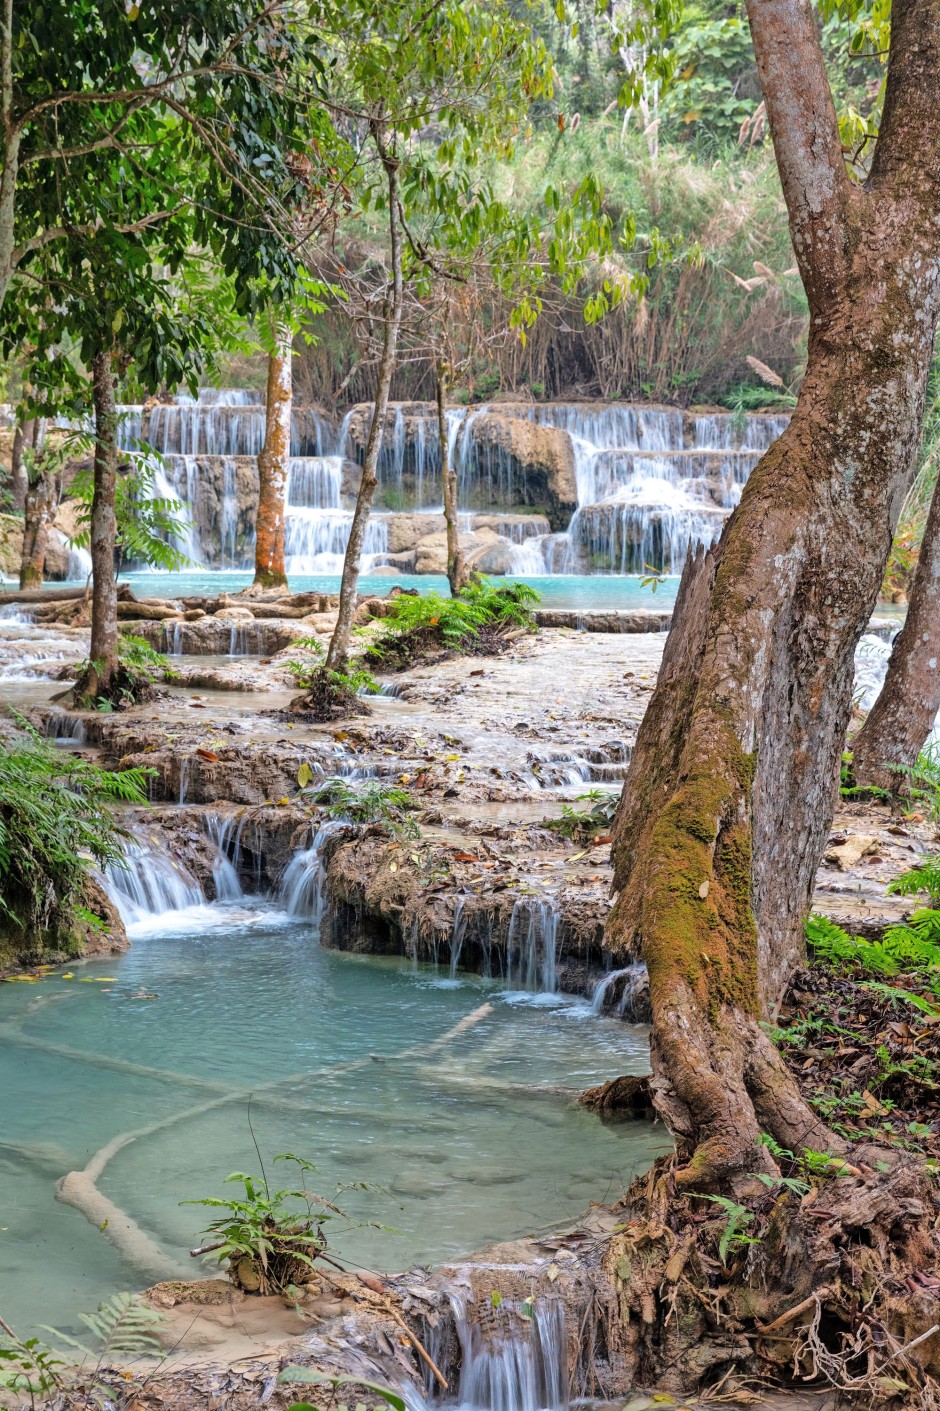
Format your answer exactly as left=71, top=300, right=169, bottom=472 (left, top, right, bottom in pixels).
left=278, top=821, right=346, bottom=922
left=448, top=1291, right=568, bottom=1411
left=104, top=839, right=206, bottom=933
left=85, top=390, right=792, bottom=579
left=506, top=897, right=559, bottom=995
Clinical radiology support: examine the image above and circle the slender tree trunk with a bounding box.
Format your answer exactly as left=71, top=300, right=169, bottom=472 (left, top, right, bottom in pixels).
left=253, top=326, right=292, bottom=590
left=851, top=472, right=940, bottom=789
left=86, top=346, right=119, bottom=698
left=19, top=469, right=60, bottom=588
left=0, top=0, right=20, bottom=313
left=437, top=364, right=466, bottom=597
left=11, top=418, right=46, bottom=511
left=325, top=123, right=403, bottom=674
left=606, top=0, right=940, bottom=1190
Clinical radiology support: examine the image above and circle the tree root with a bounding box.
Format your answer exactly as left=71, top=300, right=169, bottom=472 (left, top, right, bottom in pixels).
left=597, top=1152, right=940, bottom=1407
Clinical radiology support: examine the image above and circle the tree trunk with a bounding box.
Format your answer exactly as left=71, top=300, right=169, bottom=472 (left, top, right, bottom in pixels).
left=19, top=470, right=60, bottom=588
left=0, top=0, right=20, bottom=314
left=325, top=123, right=403, bottom=674
left=11, top=418, right=46, bottom=511
left=253, top=328, right=292, bottom=590
left=437, top=364, right=466, bottom=597
left=606, top=0, right=940, bottom=1190
left=85, top=346, right=119, bottom=698
left=851, top=471, right=940, bottom=790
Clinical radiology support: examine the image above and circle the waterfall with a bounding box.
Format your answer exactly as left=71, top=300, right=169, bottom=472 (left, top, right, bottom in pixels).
left=449, top=897, right=469, bottom=979
left=448, top=1292, right=568, bottom=1411
left=278, top=821, right=345, bottom=922
left=103, top=839, right=205, bottom=929
left=204, top=814, right=244, bottom=901
left=66, top=543, right=93, bottom=580
left=590, top=963, right=649, bottom=1021
left=506, top=898, right=559, bottom=994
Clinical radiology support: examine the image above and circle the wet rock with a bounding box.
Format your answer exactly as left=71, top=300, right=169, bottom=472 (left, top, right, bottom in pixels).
left=470, top=413, right=577, bottom=530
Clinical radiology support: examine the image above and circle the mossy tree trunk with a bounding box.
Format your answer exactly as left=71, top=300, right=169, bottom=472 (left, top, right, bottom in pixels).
left=19, top=466, right=60, bottom=588
left=253, top=326, right=292, bottom=591
left=437, top=363, right=467, bottom=597
left=325, top=118, right=403, bottom=674
left=85, top=345, right=119, bottom=699
left=851, top=470, right=940, bottom=791
left=607, top=0, right=940, bottom=1191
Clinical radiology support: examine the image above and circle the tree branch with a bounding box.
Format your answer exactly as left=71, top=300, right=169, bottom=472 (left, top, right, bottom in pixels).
left=743, top=0, right=852, bottom=311
left=868, top=0, right=940, bottom=215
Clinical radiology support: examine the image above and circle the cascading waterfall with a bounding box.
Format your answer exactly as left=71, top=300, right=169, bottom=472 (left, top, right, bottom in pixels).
left=204, top=814, right=245, bottom=901
left=103, top=839, right=205, bottom=929
left=591, top=963, right=649, bottom=1021
left=506, top=897, right=559, bottom=994
left=447, top=1292, right=568, bottom=1411
left=278, top=821, right=346, bottom=922
left=92, top=388, right=790, bottom=578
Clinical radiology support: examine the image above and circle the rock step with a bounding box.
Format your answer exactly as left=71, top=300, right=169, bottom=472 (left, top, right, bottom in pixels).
left=534, top=609, right=672, bottom=633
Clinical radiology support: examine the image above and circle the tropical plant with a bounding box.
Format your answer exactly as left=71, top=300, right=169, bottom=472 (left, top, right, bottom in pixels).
left=0, top=1294, right=164, bottom=1405
left=805, top=911, right=940, bottom=977
left=695, top=1194, right=759, bottom=1265
left=887, top=855, right=940, bottom=906
left=0, top=718, right=150, bottom=936
left=367, top=580, right=539, bottom=667
left=185, top=1155, right=343, bottom=1295
left=307, top=777, right=420, bottom=840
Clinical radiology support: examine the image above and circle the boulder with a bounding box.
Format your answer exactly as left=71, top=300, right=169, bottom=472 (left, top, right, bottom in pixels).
left=469, top=414, right=577, bottom=530
left=380, top=513, right=446, bottom=554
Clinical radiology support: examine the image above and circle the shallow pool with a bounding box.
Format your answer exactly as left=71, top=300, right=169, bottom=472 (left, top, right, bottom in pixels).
left=15, top=571, right=679, bottom=612
left=0, top=897, right=666, bottom=1337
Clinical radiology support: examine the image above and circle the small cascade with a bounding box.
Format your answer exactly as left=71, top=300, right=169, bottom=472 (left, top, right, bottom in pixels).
left=103, top=839, right=205, bottom=929
left=506, top=897, right=559, bottom=994
left=66, top=542, right=93, bottom=580
left=448, top=1291, right=568, bottom=1411
left=278, top=822, right=345, bottom=923
left=204, top=814, right=244, bottom=901
left=591, top=963, right=649, bottom=1021
left=448, top=897, right=470, bottom=979
left=42, top=710, right=87, bottom=746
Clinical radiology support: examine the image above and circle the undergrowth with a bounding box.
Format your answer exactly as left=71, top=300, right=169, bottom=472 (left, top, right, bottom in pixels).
left=0, top=1293, right=164, bottom=1402
left=365, top=579, right=539, bottom=669
left=0, top=717, right=150, bottom=942
left=305, top=776, right=420, bottom=839
left=73, top=634, right=173, bottom=712
left=544, top=789, right=618, bottom=841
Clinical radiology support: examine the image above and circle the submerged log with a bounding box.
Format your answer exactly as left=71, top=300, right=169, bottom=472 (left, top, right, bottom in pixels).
left=0, top=582, right=136, bottom=607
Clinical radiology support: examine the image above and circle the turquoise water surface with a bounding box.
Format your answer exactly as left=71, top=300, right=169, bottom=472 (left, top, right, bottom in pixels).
left=30, top=571, right=679, bottom=612
left=0, top=899, right=665, bottom=1337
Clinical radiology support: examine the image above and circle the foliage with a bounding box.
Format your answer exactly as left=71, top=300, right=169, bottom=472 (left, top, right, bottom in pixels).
left=0, top=718, right=150, bottom=935
left=74, top=635, right=173, bottom=711
left=367, top=580, right=539, bottom=667
left=887, top=856, right=940, bottom=906
left=545, top=790, right=618, bottom=841
left=0, top=1294, right=164, bottom=1404
left=186, top=1154, right=349, bottom=1295
left=805, top=912, right=940, bottom=979
left=905, top=743, right=940, bottom=822
left=69, top=459, right=194, bottom=574
left=695, top=1194, right=758, bottom=1265
left=306, top=777, right=420, bottom=840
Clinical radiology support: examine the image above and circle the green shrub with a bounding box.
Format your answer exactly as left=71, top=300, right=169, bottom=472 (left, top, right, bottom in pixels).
left=805, top=911, right=940, bottom=977
left=0, top=718, right=151, bottom=936
left=367, top=579, right=539, bottom=667
left=307, top=776, right=419, bottom=839
left=888, top=855, right=940, bottom=906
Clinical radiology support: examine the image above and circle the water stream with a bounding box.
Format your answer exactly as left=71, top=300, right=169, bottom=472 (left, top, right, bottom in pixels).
left=0, top=838, right=664, bottom=1336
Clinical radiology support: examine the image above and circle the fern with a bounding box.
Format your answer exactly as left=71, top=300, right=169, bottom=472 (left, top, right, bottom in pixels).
left=805, top=911, right=940, bottom=976
left=888, top=855, right=940, bottom=905
left=367, top=579, right=539, bottom=665
left=41, top=1292, right=164, bottom=1363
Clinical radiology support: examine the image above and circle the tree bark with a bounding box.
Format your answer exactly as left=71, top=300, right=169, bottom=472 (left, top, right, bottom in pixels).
left=253, top=327, right=292, bottom=590
left=437, top=364, right=466, bottom=597
left=606, top=0, right=940, bottom=1190
left=852, top=472, right=940, bottom=790
left=86, top=345, right=119, bottom=698
left=0, top=0, right=19, bottom=313
left=19, top=469, right=60, bottom=588
left=325, top=122, right=403, bottom=674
